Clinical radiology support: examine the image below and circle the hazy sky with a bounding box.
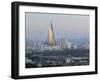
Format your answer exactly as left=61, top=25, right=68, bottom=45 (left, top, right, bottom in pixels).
left=25, top=12, right=89, bottom=41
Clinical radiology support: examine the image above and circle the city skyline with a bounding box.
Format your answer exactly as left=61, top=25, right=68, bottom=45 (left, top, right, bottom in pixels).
left=25, top=12, right=90, bottom=68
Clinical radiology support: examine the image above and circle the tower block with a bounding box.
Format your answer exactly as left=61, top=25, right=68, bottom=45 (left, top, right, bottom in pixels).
left=48, top=21, right=55, bottom=47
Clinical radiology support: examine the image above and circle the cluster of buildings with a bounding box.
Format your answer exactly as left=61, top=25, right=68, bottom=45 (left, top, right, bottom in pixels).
left=26, top=39, right=89, bottom=53
left=25, top=21, right=89, bottom=68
